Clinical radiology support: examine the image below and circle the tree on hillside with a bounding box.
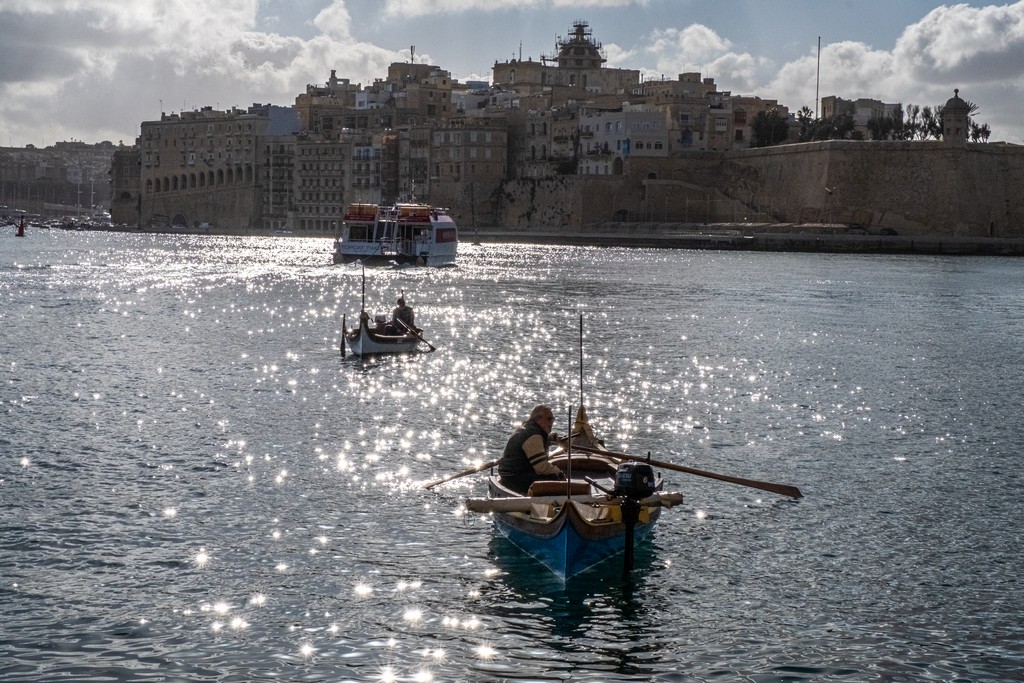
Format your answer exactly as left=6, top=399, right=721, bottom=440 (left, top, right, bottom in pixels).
left=794, top=109, right=855, bottom=142
left=970, top=120, right=992, bottom=142
left=961, top=100, right=991, bottom=142
left=866, top=115, right=893, bottom=140
left=866, top=104, right=907, bottom=140
left=796, top=106, right=816, bottom=142
left=798, top=98, right=992, bottom=144
left=750, top=108, right=790, bottom=147
left=818, top=113, right=856, bottom=141
left=920, top=106, right=942, bottom=140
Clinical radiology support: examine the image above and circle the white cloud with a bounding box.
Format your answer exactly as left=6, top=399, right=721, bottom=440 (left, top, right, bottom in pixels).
left=895, top=2, right=1024, bottom=81
left=2, top=0, right=1024, bottom=146
left=0, top=0, right=402, bottom=145
left=312, top=0, right=353, bottom=40
left=646, top=25, right=734, bottom=66
left=636, top=24, right=758, bottom=95
left=380, top=0, right=646, bottom=17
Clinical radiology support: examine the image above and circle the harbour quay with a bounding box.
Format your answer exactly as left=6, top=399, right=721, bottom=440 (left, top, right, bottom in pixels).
left=473, top=223, right=1024, bottom=256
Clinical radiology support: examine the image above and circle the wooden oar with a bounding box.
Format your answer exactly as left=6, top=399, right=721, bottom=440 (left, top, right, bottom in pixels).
left=397, top=318, right=437, bottom=352
left=423, top=459, right=497, bottom=489
left=566, top=443, right=802, bottom=499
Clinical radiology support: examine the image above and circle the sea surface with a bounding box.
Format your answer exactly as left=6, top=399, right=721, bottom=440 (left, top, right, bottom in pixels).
left=2, top=230, right=1023, bottom=682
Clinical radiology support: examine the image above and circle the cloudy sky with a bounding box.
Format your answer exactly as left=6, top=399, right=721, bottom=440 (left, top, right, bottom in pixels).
left=2, top=0, right=1023, bottom=148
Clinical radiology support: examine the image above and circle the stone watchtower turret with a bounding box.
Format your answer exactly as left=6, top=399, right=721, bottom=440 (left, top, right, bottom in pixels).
left=941, top=89, right=970, bottom=145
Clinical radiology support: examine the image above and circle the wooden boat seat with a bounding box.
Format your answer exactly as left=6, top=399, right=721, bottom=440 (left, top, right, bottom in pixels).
left=526, top=480, right=592, bottom=497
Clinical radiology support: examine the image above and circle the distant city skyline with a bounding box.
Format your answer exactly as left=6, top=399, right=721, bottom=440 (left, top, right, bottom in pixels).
left=2, top=0, right=1022, bottom=147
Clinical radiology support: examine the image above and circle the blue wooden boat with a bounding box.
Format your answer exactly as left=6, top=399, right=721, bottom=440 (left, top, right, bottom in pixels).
left=465, top=408, right=683, bottom=580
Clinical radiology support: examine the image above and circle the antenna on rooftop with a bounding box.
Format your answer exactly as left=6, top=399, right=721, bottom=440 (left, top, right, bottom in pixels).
left=410, top=45, right=415, bottom=63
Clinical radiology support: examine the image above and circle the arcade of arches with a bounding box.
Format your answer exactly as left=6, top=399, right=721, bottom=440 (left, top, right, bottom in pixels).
left=144, top=165, right=254, bottom=194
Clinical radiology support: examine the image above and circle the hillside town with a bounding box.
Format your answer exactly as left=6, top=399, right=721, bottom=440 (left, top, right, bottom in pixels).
left=3, top=20, right=1022, bottom=237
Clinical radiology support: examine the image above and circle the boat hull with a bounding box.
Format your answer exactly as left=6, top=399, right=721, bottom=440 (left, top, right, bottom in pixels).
left=463, top=407, right=682, bottom=580
left=345, top=321, right=420, bottom=356
left=332, top=251, right=455, bottom=267
left=489, top=493, right=661, bottom=580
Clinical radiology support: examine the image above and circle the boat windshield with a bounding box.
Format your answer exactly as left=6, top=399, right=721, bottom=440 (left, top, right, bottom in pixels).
left=346, top=222, right=374, bottom=241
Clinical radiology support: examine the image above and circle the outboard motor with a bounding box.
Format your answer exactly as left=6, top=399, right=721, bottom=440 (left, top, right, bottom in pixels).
left=613, top=462, right=657, bottom=500
left=613, top=461, right=657, bottom=577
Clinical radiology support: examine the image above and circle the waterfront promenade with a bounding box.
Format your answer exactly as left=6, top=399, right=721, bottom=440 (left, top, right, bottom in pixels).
left=470, top=222, right=1024, bottom=256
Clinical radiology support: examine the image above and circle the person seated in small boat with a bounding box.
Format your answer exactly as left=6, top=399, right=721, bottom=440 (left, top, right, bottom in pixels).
left=387, top=297, right=415, bottom=334
left=497, top=404, right=564, bottom=495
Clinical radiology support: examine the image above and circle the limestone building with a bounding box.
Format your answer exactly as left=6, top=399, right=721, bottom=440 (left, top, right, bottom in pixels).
left=492, top=21, right=641, bottom=105
left=820, top=95, right=901, bottom=139
left=109, top=147, right=141, bottom=226
left=139, top=104, right=285, bottom=228
left=578, top=105, right=670, bottom=175
left=424, top=114, right=509, bottom=226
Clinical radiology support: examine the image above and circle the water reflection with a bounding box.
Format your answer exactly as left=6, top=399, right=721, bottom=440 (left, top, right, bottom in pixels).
left=4, top=234, right=1024, bottom=681
left=476, top=535, right=671, bottom=677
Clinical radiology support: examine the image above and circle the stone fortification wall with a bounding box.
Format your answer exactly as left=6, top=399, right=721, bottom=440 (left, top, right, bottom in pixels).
left=142, top=187, right=259, bottom=231
left=492, top=141, right=1024, bottom=236
left=492, top=154, right=731, bottom=230
left=724, top=140, right=1024, bottom=236
left=492, top=176, right=586, bottom=230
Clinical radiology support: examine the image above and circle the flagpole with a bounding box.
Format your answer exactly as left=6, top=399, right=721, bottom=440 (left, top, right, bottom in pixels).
left=815, top=36, right=821, bottom=119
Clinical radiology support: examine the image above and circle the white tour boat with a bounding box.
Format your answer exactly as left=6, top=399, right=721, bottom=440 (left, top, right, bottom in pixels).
left=332, top=203, right=458, bottom=266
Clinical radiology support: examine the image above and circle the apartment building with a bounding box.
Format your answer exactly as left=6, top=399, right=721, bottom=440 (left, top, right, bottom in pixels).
left=578, top=105, right=669, bottom=175
left=821, top=95, right=900, bottom=138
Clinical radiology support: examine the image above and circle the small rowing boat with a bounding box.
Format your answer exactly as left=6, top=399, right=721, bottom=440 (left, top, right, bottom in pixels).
left=340, top=268, right=435, bottom=357
left=464, top=406, right=683, bottom=580
left=341, top=311, right=422, bottom=356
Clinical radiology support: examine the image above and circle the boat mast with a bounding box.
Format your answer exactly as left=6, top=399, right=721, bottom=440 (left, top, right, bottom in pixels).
left=579, top=312, right=584, bottom=409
